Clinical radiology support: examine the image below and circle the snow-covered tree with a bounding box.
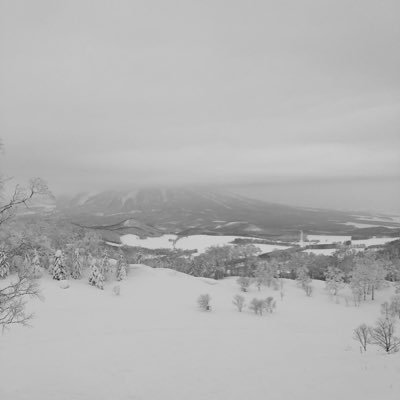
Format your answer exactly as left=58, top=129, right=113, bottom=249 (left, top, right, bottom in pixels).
left=351, top=254, right=387, bottom=301
left=325, top=267, right=344, bottom=296
left=296, top=265, right=313, bottom=296
left=88, top=259, right=104, bottom=290
left=22, top=254, right=32, bottom=275
left=100, top=249, right=112, bottom=280
left=70, top=248, right=82, bottom=279
left=353, top=323, right=370, bottom=352
left=389, top=295, right=400, bottom=319
left=370, top=318, right=400, bottom=353
left=52, top=250, right=68, bottom=280
left=0, top=251, right=10, bottom=278
left=116, top=253, right=127, bottom=281
left=237, top=276, right=251, bottom=292
left=254, top=261, right=277, bottom=290
left=30, top=249, right=43, bottom=278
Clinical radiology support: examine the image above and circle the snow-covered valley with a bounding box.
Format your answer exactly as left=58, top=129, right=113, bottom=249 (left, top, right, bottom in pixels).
left=1, top=265, right=399, bottom=400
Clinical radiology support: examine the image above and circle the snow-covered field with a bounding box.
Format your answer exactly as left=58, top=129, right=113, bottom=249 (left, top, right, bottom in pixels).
left=352, top=237, right=400, bottom=247
left=120, top=234, right=289, bottom=254
left=302, top=248, right=338, bottom=256
left=1, top=266, right=399, bottom=400
left=306, top=234, right=352, bottom=244
left=305, top=235, right=399, bottom=248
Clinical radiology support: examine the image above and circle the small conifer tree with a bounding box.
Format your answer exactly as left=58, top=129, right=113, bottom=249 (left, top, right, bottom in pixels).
left=31, top=249, right=43, bottom=278
left=52, top=250, right=68, bottom=280
left=116, top=253, right=128, bottom=281
left=100, top=250, right=112, bottom=280
left=70, top=248, right=82, bottom=279
left=88, top=259, right=104, bottom=290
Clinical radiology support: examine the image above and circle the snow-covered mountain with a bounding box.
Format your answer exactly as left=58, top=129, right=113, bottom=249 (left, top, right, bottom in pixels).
left=55, top=187, right=400, bottom=240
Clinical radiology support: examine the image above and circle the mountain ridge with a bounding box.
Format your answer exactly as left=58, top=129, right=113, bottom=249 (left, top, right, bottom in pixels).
left=55, top=187, right=400, bottom=241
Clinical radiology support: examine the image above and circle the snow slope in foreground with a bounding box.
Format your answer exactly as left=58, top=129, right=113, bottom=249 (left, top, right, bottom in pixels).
left=1, top=266, right=399, bottom=400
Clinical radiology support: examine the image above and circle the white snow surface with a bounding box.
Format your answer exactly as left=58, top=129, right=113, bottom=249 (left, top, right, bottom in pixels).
left=1, top=266, right=399, bottom=400
left=120, top=234, right=289, bottom=254
left=352, top=237, right=400, bottom=247
left=302, top=248, right=338, bottom=256
left=307, top=234, right=352, bottom=244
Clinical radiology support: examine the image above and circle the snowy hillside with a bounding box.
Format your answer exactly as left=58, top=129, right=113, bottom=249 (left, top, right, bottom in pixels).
left=1, top=265, right=399, bottom=400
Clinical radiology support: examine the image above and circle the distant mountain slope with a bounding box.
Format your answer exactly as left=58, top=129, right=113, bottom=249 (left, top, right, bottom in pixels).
left=57, top=187, right=400, bottom=240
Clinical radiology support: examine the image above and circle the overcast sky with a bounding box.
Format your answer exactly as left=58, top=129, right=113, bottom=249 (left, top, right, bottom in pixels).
left=0, top=1, right=399, bottom=212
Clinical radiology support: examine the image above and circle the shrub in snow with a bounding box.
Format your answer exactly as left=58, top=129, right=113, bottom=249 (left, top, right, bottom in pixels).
left=232, top=294, right=245, bottom=312
left=116, top=253, right=128, bottom=281
left=369, top=317, right=400, bottom=353
left=248, top=297, right=276, bottom=315
left=52, top=250, right=68, bottom=281
left=59, top=280, right=70, bottom=289
left=112, top=285, right=120, bottom=296
left=198, top=294, right=211, bottom=311
left=353, top=323, right=370, bottom=352
left=304, top=283, right=313, bottom=297
left=237, top=276, right=251, bottom=292
left=0, top=251, right=10, bottom=279
left=264, top=296, right=276, bottom=313
left=88, top=260, right=104, bottom=290
left=70, top=249, right=82, bottom=280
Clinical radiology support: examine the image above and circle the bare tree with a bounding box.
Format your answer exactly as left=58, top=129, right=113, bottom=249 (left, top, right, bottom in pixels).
left=0, top=143, right=49, bottom=330
left=304, top=283, right=313, bottom=297
left=232, top=294, right=245, bottom=312
left=249, top=298, right=265, bottom=315
left=249, top=298, right=276, bottom=315
left=0, top=274, right=41, bottom=331
left=351, top=254, right=387, bottom=301
left=296, top=266, right=313, bottom=296
left=369, top=318, right=400, bottom=353
left=0, top=178, right=50, bottom=226
left=353, top=323, right=370, bottom=352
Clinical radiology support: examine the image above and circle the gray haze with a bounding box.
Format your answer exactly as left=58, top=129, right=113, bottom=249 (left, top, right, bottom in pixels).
left=0, top=1, right=399, bottom=212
